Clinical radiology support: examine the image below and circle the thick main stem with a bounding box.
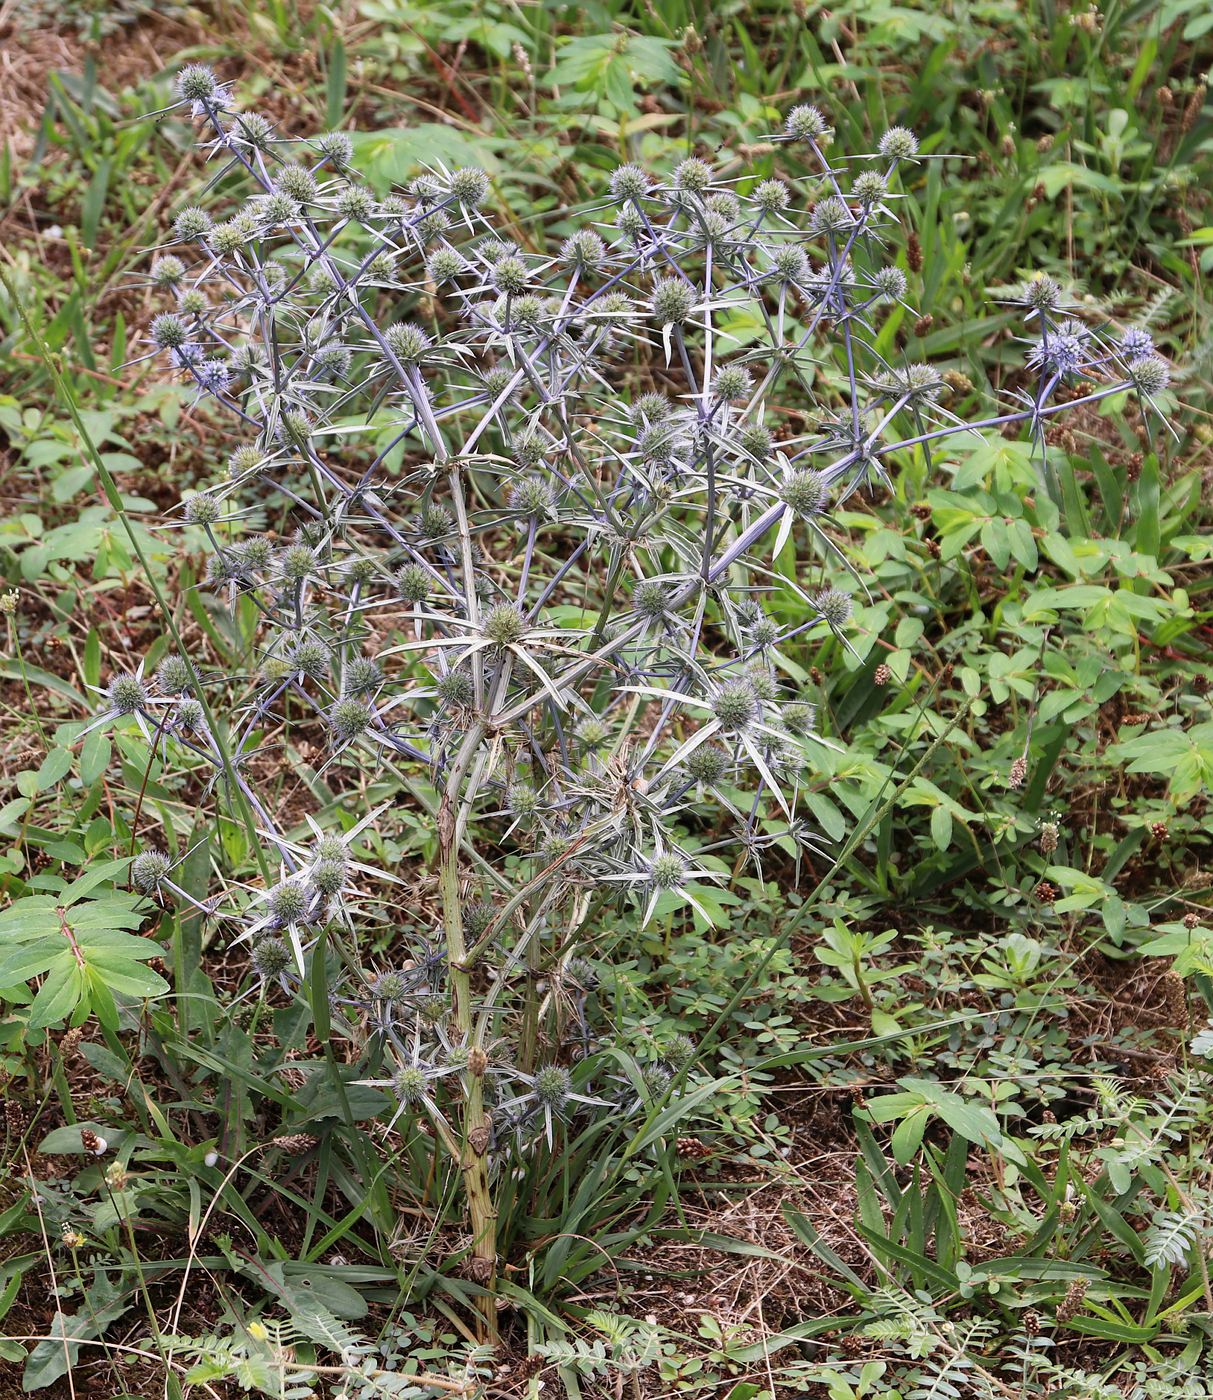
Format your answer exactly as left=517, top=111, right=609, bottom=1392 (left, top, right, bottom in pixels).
left=437, top=720, right=498, bottom=1342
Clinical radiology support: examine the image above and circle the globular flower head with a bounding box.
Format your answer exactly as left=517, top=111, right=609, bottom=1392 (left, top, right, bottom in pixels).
left=750, top=617, right=780, bottom=649
left=427, top=248, right=465, bottom=284
left=771, top=246, right=810, bottom=284
left=436, top=669, right=474, bottom=707
left=418, top=502, right=453, bottom=539
left=629, top=393, right=672, bottom=425
left=267, top=881, right=308, bottom=926
left=713, top=680, right=758, bottom=731
left=276, top=163, right=317, bottom=202
left=287, top=637, right=331, bottom=679
left=108, top=672, right=147, bottom=715
left=574, top=716, right=609, bottom=751
left=534, top=1064, right=571, bottom=1109
left=252, top=937, right=292, bottom=978
left=651, top=277, right=695, bottom=326
left=509, top=477, right=558, bottom=520
left=810, top=196, right=851, bottom=235
left=507, top=782, right=539, bottom=820
left=345, top=656, right=384, bottom=693
left=483, top=602, right=527, bottom=647
left=394, top=1065, right=428, bottom=1106
left=713, top=364, right=752, bottom=402
left=463, top=899, right=497, bottom=937
left=662, top=1033, right=697, bottom=1070
left=175, top=697, right=205, bottom=731
left=336, top=184, right=376, bottom=223
left=785, top=104, right=828, bottom=142
left=195, top=360, right=230, bottom=396
left=329, top=698, right=373, bottom=743
left=177, top=288, right=208, bottom=317
left=1129, top=354, right=1169, bottom=395
left=512, top=431, right=547, bottom=468
left=752, top=178, right=789, bottom=214
left=738, top=422, right=773, bottom=462
left=671, top=157, right=713, bottom=195
left=852, top=170, right=888, bottom=205
left=637, top=420, right=686, bottom=467
left=384, top=321, right=432, bottom=367
left=491, top=254, right=529, bottom=296
left=173, top=206, right=212, bottom=242
left=610, top=163, right=649, bottom=202
left=879, top=126, right=919, bottom=161
left=1120, top=326, right=1153, bottom=359
left=633, top=580, right=673, bottom=620
left=230, top=112, right=275, bottom=152
left=240, top=537, right=274, bottom=572
left=1027, top=323, right=1089, bottom=378
left=312, top=341, right=351, bottom=381
left=560, top=229, right=607, bottom=272
left=254, top=191, right=300, bottom=227
left=150, top=256, right=186, bottom=290
left=131, top=849, right=171, bottom=894
left=183, top=493, right=222, bottom=527
left=1024, top=273, right=1063, bottom=312
left=780, top=468, right=827, bottom=516
left=815, top=588, right=852, bottom=628
left=280, top=544, right=318, bottom=582
left=176, top=64, right=219, bottom=105
left=316, top=130, right=354, bottom=169
left=649, top=852, right=686, bottom=889
left=311, top=859, right=346, bottom=898
left=872, top=266, right=907, bottom=303
left=150, top=312, right=189, bottom=350
left=156, top=654, right=192, bottom=694
left=397, top=564, right=431, bottom=603
left=374, top=970, right=411, bottom=1003
left=686, top=745, right=728, bottom=785
left=450, top=166, right=490, bottom=207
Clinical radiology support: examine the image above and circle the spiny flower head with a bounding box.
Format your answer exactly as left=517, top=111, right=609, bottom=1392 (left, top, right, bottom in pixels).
left=1129, top=354, right=1170, bottom=395
left=686, top=745, right=728, bottom=784
left=176, top=64, right=219, bottom=105
left=649, top=852, right=686, bottom=889
left=633, top=580, right=673, bottom=620
left=713, top=680, right=758, bottom=731
left=815, top=588, right=852, bottom=628
left=267, top=881, right=308, bottom=926
left=560, top=230, right=607, bottom=271
left=651, top=277, right=695, bottom=325
left=131, top=850, right=171, bottom=894
left=252, top=938, right=292, bottom=978
left=394, top=1066, right=428, bottom=1106
left=156, top=655, right=192, bottom=694
left=879, top=126, right=919, bottom=160
left=534, top=1064, right=571, bottom=1109
left=108, top=673, right=147, bottom=714
left=329, top=698, right=373, bottom=743
left=509, top=477, right=558, bottom=520
left=384, top=321, right=432, bottom=366
left=785, top=104, right=828, bottom=141
left=436, top=669, right=474, bottom=707
left=752, top=178, right=789, bottom=214
left=610, top=163, right=649, bottom=201
left=483, top=603, right=527, bottom=647
left=397, top=564, right=431, bottom=603
left=450, top=166, right=490, bottom=207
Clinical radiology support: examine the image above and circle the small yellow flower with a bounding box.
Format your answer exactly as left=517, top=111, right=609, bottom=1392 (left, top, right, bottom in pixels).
left=248, top=1321, right=269, bottom=1342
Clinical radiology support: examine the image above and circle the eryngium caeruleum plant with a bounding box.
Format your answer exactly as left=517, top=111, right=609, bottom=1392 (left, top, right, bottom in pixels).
left=106, top=64, right=1170, bottom=1331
